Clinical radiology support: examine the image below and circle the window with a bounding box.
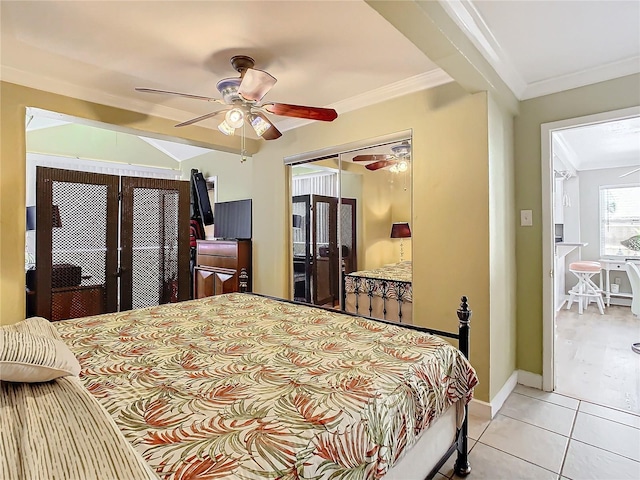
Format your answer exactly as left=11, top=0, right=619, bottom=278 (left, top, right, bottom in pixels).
left=600, top=184, right=640, bottom=258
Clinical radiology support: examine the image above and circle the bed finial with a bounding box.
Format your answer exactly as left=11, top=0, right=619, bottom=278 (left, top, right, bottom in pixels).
left=456, top=296, right=471, bottom=361
left=239, top=268, right=249, bottom=293
left=457, top=296, right=471, bottom=325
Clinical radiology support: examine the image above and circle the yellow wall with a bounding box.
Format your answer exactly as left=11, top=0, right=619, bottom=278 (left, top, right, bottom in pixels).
left=488, top=94, right=517, bottom=397
left=0, top=79, right=506, bottom=403
left=514, top=73, right=640, bottom=375
left=251, top=83, right=494, bottom=402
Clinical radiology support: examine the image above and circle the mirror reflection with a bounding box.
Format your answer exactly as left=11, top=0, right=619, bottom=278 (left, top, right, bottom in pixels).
left=290, top=137, right=412, bottom=323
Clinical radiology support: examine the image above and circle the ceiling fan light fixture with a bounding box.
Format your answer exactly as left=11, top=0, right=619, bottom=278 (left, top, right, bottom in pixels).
left=397, top=160, right=408, bottom=172
left=248, top=113, right=271, bottom=136
left=217, top=120, right=235, bottom=136
left=225, top=108, right=245, bottom=129
left=389, top=164, right=399, bottom=173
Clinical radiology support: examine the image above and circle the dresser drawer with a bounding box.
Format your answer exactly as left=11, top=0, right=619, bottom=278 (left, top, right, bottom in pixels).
left=197, top=241, right=238, bottom=258
left=197, top=255, right=238, bottom=270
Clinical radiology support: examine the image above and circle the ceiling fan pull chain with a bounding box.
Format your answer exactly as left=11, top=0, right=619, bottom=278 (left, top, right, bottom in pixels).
left=241, top=122, right=247, bottom=163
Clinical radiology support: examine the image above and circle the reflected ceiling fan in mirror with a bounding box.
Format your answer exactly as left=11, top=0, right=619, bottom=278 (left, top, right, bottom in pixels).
left=353, top=141, right=411, bottom=172
left=136, top=55, right=338, bottom=142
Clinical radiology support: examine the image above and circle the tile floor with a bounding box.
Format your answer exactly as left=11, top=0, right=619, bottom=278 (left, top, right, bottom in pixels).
left=555, top=305, right=640, bottom=413
left=437, top=385, right=640, bottom=480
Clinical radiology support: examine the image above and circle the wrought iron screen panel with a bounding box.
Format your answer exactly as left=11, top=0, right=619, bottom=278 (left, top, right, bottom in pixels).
left=36, top=168, right=118, bottom=320
left=120, top=177, right=190, bottom=312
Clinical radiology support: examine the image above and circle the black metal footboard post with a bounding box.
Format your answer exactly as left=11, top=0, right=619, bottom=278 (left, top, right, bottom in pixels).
left=454, top=296, right=472, bottom=477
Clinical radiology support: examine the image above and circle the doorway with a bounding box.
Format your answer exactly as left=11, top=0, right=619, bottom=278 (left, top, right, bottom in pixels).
left=542, top=106, right=640, bottom=413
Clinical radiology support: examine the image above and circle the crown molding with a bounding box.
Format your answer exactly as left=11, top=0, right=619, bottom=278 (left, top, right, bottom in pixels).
left=521, top=56, right=640, bottom=100
left=438, top=0, right=527, bottom=99
left=552, top=134, right=578, bottom=172
left=275, top=69, right=453, bottom=132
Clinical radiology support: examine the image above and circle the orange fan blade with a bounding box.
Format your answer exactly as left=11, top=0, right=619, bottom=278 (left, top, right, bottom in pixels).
left=365, top=160, right=395, bottom=171
left=263, top=103, right=337, bottom=121
left=353, top=154, right=391, bottom=162
left=238, top=68, right=277, bottom=102
left=135, top=87, right=224, bottom=104
left=174, top=110, right=226, bottom=127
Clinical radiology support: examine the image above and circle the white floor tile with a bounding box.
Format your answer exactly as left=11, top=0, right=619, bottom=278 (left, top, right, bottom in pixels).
left=499, top=392, right=576, bottom=435
left=451, top=442, right=557, bottom=479
left=433, top=473, right=448, bottom=480
left=514, top=384, right=580, bottom=410
left=572, top=412, right=640, bottom=461
left=479, top=414, right=568, bottom=473
left=579, top=400, right=640, bottom=429
left=468, top=414, right=491, bottom=440
left=555, top=306, right=640, bottom=414
left=562, top=439, right=640, bottom=480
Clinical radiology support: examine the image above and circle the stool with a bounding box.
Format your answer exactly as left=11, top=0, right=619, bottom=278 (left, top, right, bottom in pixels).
left=567, top=261, right=605, bottom=315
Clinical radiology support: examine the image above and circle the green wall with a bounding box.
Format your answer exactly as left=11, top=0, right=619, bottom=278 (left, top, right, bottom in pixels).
left=514, top=73, right=640, bottom=375
left=27, top=123, right=181, bottom=169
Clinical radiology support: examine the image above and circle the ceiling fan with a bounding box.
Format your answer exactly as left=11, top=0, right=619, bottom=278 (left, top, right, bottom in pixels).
left=136, top=55, right=338, bottom=141
left=353, top=141, right=411, bottom=172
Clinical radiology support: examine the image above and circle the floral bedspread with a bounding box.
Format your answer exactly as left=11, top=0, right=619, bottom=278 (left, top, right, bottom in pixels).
left=56, top=293, right=477, bottom=480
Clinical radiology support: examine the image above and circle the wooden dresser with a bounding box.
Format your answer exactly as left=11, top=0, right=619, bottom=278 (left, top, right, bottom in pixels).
left=194, top=239, right=252, bottom=298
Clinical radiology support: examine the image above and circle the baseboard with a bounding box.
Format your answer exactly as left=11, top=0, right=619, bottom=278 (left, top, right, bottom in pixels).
left=470, top=370, right=518, bottom=420
left=469, top=398, right=492, bottom=419
left=517, top=370, right=543, bottom=389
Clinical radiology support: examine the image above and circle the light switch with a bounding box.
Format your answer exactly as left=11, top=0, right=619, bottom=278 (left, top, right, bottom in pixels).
left=521, top=209, right=533, bottom=227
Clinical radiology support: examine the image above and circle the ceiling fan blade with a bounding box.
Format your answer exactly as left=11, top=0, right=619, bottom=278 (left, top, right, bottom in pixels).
left=366, top=160, right=395, bottom=171
left=254, top=113, right=282, bottom=140
left=263, top=103, right=338, bottom=122
left=135, top=87, right=224, bottom=104
left=353, top=154, right=391, bottom=162
left=619, top=167, right=640, bottom=178
left=174, top=110, right=226, bottom=128
left=238, top=68, right=277, bottom=102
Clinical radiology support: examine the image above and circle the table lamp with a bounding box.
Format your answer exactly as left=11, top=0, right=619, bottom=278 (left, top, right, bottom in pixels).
left=390, top=222, right=411, bottom=262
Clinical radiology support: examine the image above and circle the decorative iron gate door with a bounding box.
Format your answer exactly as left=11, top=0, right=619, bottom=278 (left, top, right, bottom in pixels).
left=35, top=168, right=190, bottom=320
left=120, top=177, right=190, bottom=311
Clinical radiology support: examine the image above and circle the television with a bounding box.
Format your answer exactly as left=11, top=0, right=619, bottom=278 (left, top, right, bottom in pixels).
left=214, top=199, right=252, bottom=240
left=190, top=170, right=214, bottom=226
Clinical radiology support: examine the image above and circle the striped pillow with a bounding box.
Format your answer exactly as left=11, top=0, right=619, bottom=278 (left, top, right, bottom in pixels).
left=0, top=330, right=81, bottom=382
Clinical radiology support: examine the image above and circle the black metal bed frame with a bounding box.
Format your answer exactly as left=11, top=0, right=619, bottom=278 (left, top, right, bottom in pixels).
left=244, top=282, right=472, bottom=479
left=341, top=271, right=412, bottom=322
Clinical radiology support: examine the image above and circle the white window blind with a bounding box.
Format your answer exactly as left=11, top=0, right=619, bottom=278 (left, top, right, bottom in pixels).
left=599, top=184, right=640, bottom=257
left=292, top=172, right=337, bottom=197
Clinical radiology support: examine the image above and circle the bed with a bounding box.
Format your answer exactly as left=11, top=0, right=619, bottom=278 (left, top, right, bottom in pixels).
left=343, top=261, right=413, bottom=323
left=2, top=293, right=477, bottom=480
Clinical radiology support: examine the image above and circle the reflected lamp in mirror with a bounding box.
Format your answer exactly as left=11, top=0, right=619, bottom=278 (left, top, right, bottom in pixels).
left=292, top=214, right=303, bottom=229
left=390, top=222, right=411, bottom=262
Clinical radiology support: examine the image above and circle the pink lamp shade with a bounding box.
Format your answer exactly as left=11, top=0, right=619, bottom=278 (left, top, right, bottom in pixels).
left=390, top=222, right=411, bottom=239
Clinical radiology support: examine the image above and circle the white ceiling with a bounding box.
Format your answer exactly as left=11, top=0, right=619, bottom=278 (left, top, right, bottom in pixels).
left=3, top=1, right=639, bottom=166
left=554, top=116, right=640, bottom=172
